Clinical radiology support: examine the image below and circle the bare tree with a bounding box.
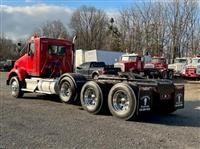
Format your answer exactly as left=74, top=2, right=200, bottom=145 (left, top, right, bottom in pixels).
left=117, top=0, right=199, bottom=61
left=70, top=6, right=108, bottom=50
left=35, top=20, right=69, bottom=39
left=165, top=0, right=199, bottom=62
left=0, top=34, right=17, bottom=60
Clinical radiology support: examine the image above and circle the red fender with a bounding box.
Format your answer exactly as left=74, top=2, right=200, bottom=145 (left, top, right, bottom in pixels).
left=6, top=68, right=27, bottom=85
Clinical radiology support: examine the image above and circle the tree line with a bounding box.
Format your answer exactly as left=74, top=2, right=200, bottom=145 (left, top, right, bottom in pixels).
left=0, top=0, right=199, bottom=62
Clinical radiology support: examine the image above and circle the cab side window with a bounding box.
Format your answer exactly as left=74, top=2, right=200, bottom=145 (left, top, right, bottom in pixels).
left=28, top=43, right=35, bottom=55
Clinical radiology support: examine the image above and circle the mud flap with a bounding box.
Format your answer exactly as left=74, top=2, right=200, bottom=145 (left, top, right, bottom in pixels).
left=174, top=85, right=184, bottom=109
left=137, top=87, right=153, bottom=113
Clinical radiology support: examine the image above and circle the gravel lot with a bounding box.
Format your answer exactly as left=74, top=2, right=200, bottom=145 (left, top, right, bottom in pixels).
left=0, top=72, right=200, bottom=149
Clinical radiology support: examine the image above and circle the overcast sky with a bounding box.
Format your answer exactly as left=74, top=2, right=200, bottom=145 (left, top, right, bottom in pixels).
left=0, top=0, right=152, bottom=41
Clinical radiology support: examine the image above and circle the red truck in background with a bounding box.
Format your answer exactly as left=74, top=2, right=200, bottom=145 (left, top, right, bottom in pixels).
left=181, top=56, right=200, bottom=79
left=144, top=56, right=174, bottom=79
left=114, top=53, right=144, bottom=72
left=114, top=53, right=174, bottom=79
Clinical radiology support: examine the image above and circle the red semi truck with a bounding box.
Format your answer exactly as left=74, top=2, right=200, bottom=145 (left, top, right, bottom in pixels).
left=144, top=56, right=174, bottom=79
left=181, top=56, right=200, bottom=78
left=114, top=53, right=174, bottom=79
left=6, top=35, right=184, bottom=120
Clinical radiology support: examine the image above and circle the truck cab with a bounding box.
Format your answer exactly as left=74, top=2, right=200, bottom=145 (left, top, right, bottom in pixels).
left=168, top=58, right=188, bottom=76
left=144, top=56, right=173, bottom=79
left=183, top=56, right=200, bottom=78
left=114, top=53, right=143, bottom=72
left=7, top=35, right=73, bottom=84
left=144, top=56, right=167, bottom=69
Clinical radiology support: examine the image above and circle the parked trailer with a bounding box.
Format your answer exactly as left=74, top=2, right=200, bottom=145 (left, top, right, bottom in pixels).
left=6, top=35, right=184, bottom=120
left=75, top=49, right=125, bottom=66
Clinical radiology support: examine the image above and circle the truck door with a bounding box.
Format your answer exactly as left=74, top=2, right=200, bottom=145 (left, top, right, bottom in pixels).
left=27, top=42, right=37, bottom=76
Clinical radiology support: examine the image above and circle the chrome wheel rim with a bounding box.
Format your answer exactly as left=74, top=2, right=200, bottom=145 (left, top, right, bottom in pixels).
left=83, top=88, right=97, bottom=111
left=60, top=82, right=72, bottom=102
left=11, top=80, right=18, bottom=96
left=112, top=90, right=130, bottom=113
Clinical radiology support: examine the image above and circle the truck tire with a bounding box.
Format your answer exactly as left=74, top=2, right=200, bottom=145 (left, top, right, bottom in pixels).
left=108, top=83, right=137, bottom=120
left=80, top=81, right=104, bottom=114
left=9, top=76, right=24, bottom=98
left=168, top=71, right=174, bottom=80
left=59, top=77, right=76, bottom=104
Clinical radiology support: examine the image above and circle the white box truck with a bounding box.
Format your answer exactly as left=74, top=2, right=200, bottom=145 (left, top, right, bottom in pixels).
left=75, top=49, right=125, bottom=66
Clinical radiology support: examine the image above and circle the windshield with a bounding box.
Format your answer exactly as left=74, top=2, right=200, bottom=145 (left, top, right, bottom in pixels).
left=122, top=56, right=137, bottom=61
left=175, top=58, right=187, bottom=63
left=192, top=59, right=200, bottom=65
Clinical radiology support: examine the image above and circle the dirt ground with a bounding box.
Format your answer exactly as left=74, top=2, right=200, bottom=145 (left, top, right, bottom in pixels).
left=184, top=82, right=200, bottom=100
left=0, top=72, right=200, bottom=149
